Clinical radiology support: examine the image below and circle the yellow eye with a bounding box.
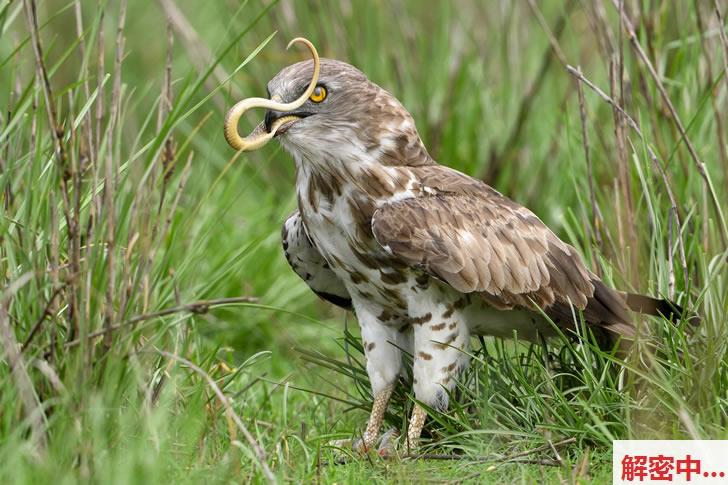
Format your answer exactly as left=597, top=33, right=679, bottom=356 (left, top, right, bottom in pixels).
left=309, top=85, right=327, bottom=103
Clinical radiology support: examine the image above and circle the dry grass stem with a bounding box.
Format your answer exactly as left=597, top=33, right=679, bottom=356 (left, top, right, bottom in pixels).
left=64, top=296, right=258, bottom=349
left=574, top=66, right=603, bottom=253
left=566, top=65, right=689, bottom=291
left=612, top=0, right=728, bottom=247
left=1, top=293, right=47, bottom=452
left=153, top=349, right=276, bottom=484
left=157, top=0, right=239, bottom=108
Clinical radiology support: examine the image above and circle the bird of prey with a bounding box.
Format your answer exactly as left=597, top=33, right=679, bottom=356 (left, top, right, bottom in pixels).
left=224, top=38, right=682, bottom=452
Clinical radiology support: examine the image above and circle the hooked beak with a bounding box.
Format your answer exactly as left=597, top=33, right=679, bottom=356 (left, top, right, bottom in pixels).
left=223, top=37, right=320, bottom=152
left=264, top=109, right=312, bottom=135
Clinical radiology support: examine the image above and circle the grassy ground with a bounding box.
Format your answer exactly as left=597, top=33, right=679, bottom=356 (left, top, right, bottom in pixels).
left=1, top=0, right=727, bottom=483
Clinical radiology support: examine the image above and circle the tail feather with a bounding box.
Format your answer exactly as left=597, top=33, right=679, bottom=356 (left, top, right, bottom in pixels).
left=623, top=292, right=700, bottom=325
left=545, top=281, right=699, bottom=352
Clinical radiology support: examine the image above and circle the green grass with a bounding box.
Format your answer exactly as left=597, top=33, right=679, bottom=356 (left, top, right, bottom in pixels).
left=1, top=0, right=727, bottom=483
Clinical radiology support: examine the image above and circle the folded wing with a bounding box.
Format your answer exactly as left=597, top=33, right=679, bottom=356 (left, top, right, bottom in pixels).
left=282, top=211, right=352, bottom=309
left=371, top=167, right=633, bottom=335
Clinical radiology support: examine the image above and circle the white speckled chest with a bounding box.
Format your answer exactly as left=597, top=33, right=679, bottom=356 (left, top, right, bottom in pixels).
left=294, top=162, right=421, bottom=319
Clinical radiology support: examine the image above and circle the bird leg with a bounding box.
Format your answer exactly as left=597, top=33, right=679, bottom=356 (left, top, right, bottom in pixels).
left=351, top=311, right=404, bottom=453
left=359, top=384, right=394, bottom=452
left=406, top=403, right=428, bottom=452
left=327, top=384, right=394, bottom=454
left=407, top=302, right=471, bottom=452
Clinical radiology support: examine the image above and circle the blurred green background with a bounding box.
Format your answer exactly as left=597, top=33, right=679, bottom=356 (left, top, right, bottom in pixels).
left=1, top=0, right=726, bottom=482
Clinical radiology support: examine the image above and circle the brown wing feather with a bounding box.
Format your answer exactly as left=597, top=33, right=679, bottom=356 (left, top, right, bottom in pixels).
left=371, top=166, right=632, bottom=334
left=372, top=193, right=591, bottom=307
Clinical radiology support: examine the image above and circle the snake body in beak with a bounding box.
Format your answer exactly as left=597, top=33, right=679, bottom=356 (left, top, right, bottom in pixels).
left=223, top=37, right=320, bottom=152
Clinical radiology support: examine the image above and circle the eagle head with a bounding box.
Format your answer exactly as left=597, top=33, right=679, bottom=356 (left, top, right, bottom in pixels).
left=224, top=38, right=431, bottom=167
